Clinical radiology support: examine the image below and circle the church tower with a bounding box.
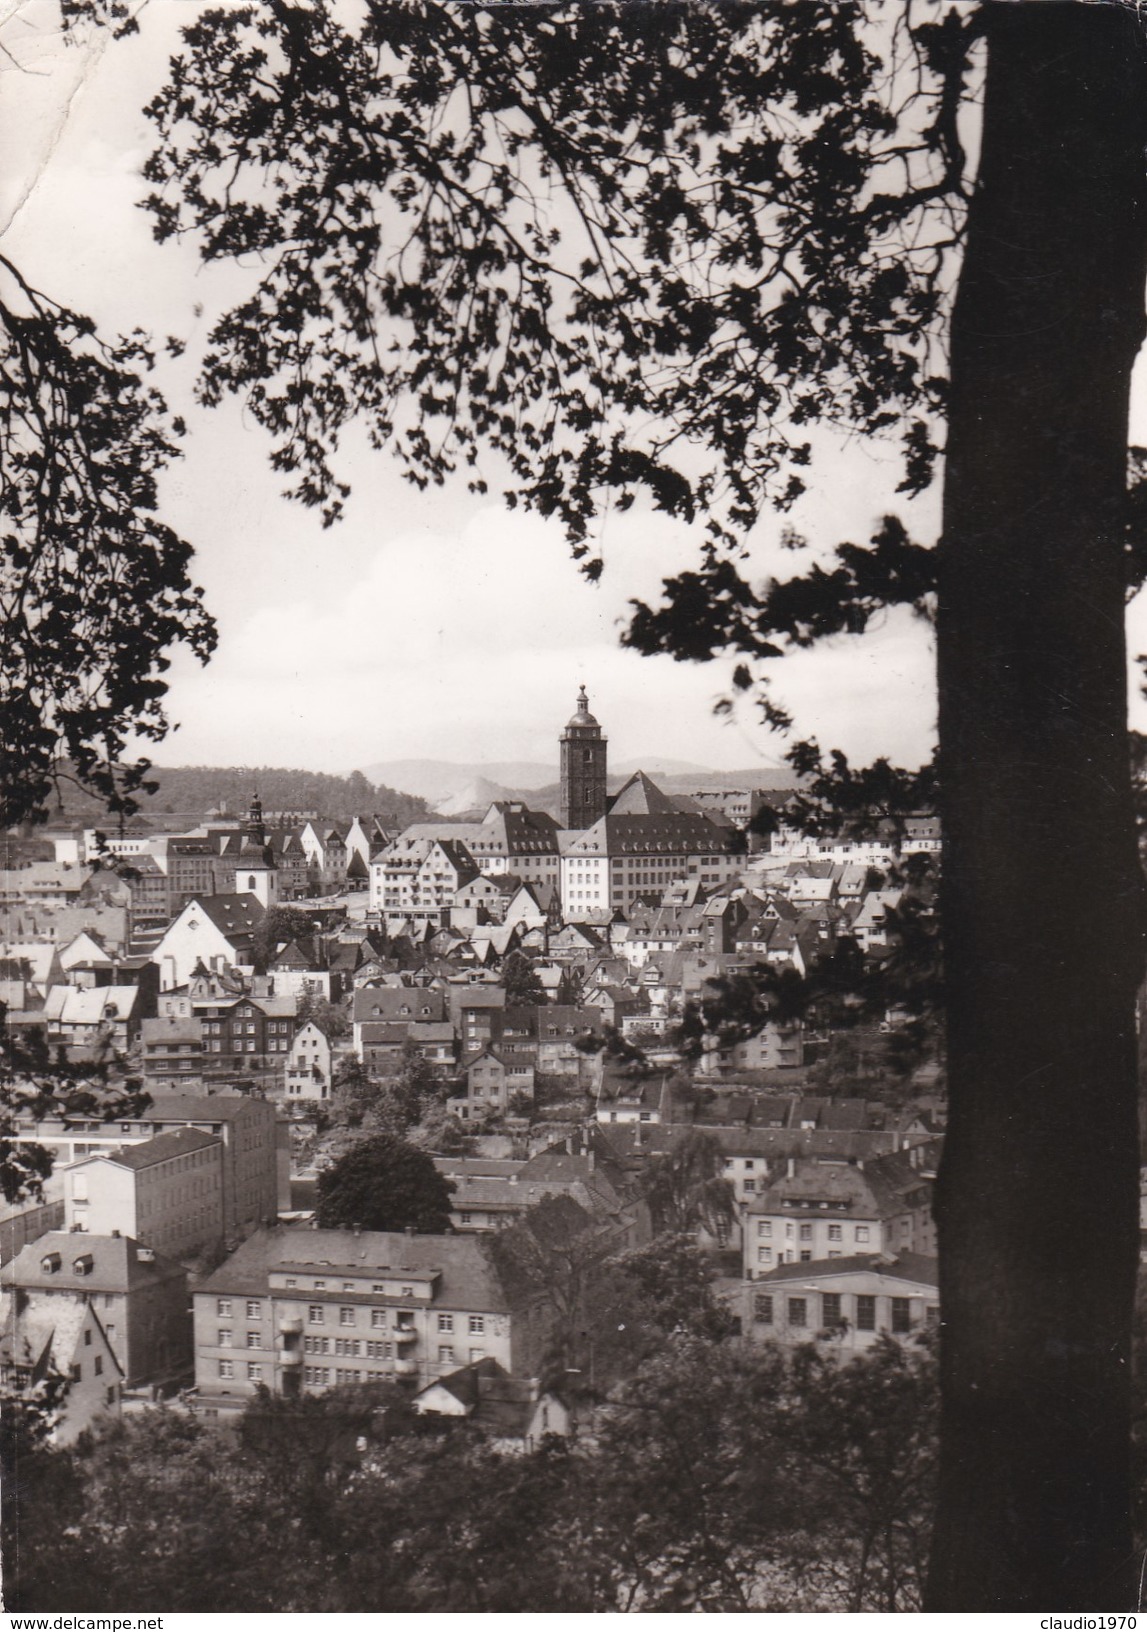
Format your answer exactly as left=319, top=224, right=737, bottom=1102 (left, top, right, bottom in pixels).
left=560, top=685, right=608, bottom=829
left=242, top=792, right=266, bottom=845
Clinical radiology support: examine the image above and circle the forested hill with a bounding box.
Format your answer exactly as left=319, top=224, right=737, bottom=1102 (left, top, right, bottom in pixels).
left=42, top=765, right=429, bottom=827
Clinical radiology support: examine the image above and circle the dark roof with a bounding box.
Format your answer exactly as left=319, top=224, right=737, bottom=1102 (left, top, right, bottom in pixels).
left=144, top=1092, right=269, bottom=1125
left=199, top=1225, right=522, bottom=1313
left=755, top=1251, right=938, bottom=1289
left=2, top=1231, right=186, bottom=1293
left=188, top=894, right=266, bottom=939
left=95, top=1127, right=221, bottom=1171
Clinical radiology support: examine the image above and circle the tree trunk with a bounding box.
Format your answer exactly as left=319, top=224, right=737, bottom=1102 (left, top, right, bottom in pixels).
left=928, top=4, right=1147, bottom=1610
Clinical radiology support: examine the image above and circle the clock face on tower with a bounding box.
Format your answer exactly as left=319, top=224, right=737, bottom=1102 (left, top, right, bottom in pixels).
left=560, top=686, right=608, bottom=830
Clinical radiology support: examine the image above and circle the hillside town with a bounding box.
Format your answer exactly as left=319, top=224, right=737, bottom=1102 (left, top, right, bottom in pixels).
left=0, top=687, right=946, bottom=1453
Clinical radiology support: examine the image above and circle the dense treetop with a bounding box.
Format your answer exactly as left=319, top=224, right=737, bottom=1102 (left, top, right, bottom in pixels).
left=315, top=1133, right=455, bottom=1234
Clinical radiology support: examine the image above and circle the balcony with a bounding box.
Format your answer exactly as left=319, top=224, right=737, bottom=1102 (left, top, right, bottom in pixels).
left=394, top=1325, right=417, bottom=1345
left=394, top=1356, right=419, bottom=1378
left=278, top=1348, right=302, bottom=1366
left=278, top=1317, right=303, bottom=1335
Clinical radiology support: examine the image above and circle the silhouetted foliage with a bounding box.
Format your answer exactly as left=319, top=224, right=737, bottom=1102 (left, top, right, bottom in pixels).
left=0, top=256, right=215, bottom=827
left=316, top=1133, right=455, bottom=1233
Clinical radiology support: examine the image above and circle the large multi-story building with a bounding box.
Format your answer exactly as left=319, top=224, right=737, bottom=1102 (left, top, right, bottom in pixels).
left=191, top=1226, right=549, bottom=1413
left=64, top=1128, right=226, bottom=1260
left=369, top=804, right=562, bottom=920
left=2, top=1230, right=191, bottom=1390
left=742, top=1144, right=938, bottom=1279
left=561, top=771, right=743, bottom=918
left=560, top=685, right=608, bottom=830
left=9, top=1092, right=287, bottom=1239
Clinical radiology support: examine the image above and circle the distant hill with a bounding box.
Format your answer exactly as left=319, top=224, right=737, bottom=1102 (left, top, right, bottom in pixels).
left=359, top=756, right=793, bottom=815
left=31, top=765, right=430, bottom=829
left=356, top=760, right=556, bottom=802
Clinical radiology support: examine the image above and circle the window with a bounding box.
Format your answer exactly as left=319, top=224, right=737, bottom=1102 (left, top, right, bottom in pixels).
left=827, top=1224, right=842, bottom=1242
left=340, top=1307, right=355, bottom=1326
left=246, top=1300, right=261, bottom=1319
left=106, top=1386, right=116, bottom=1406
left=84, top=1329, right=92, bottom=1347
left=757, top=1246, right=772, bottom=1265
left=94, top=1354, right=103, bottom=1376
left=754, top=1294, right=773, bottom=1325
left=757, top=1221, right=772, bottom=1238
left=246, top=1332, right=261, bottom=1349
left=247, top=1363, right=262, bottom=1381
left=370, top=1309, right=387, bottom=1328
left=460, top=1211, right=472, bottom=1225
left=218, top=1329, right=232, bottom=1347
left=314, top=1280, right=327, bottom=1291
left=788, top=1297, right=807, bottom=1328
left=468, top=1315, right=484, bottom=1335
left=743, top=1179, right=756, bottom=1194
left=822, top=1293, right=843, bottom=1328
left=308, top=1305, right=324, bottom=1324
left=856, top=1295, right=877, bottom=1332
left=926, top=1305, right=940, bottom=1328
left=438, top=1314, right=454, bottom=1332
left=218, top=1358, right=234, bottom=1379
left=217, top=1299, right=232, bottom=1317
left=855, top=1226, right=870, bottom=1244
left=799, top=1224, right=812, bottom=1242
left=891, top=1297, right=912, bottom=1334
left=342, top=1282, right=355, bottom=1292
left=285, top=1278, right=297, bottom=1289
left=438, top=1345, right=455, bottom=1363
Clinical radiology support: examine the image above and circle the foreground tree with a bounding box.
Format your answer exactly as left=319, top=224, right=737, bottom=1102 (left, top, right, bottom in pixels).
left=315, top=1132, right=455, bottom=1234
left=0, top=257, right=215, bottom=826
left=135, top=0, right=1147, bottom=1607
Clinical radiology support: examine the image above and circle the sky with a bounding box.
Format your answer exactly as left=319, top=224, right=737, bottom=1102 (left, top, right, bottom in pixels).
left=7, top=2, right=1147, bottom=781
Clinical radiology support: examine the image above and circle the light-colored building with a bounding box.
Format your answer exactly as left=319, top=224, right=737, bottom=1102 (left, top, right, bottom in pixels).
left=7, top=1092, right=287, bottom=1238
left=0, top=1282, right=122, bottom=1444
left=41, top=983, right=143, bottom=1055
left=284, top=1021, right=333, bottom=1104
left=151, top=893, right=265, bottom=991
left=191, top=1226, right=549, bottom=1413
left=745, top=1252, right=939, bottom=1353
left=560, top=772, right=742, bottom=919
left=412, top=1356, right=571, bottom=1449
left=743, top=1146, right=937, bottom=1279
left=2, top=1231, right=191, bottom=1390
left=65, top=1128, right=225, bottom=1260
left=369, top=805, right=561, bottom=918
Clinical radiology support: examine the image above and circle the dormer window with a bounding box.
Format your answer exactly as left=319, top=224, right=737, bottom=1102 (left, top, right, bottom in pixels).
left=73, top=1254, right=94, bottom=1276
left=41, top=1252, right=61, bottom=1274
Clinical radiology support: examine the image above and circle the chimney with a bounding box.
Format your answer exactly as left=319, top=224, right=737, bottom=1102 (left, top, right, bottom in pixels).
left=405, top=1225, right=414, bottom=1237
left=786, top=1157, right=795, bottom=1179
